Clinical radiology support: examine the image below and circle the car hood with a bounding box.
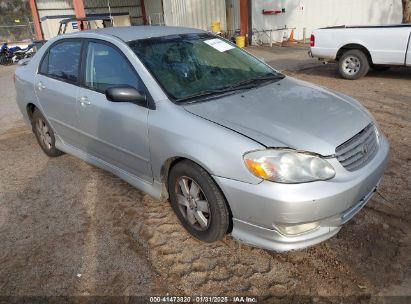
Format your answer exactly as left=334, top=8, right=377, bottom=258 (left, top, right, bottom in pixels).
left=183, top=77, right=372, bottom=155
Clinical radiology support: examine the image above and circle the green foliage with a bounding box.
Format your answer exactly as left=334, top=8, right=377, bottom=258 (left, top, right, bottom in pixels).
left=0, top=0, right=30, bottom=24
left=0, top=0, right=32, bottom=42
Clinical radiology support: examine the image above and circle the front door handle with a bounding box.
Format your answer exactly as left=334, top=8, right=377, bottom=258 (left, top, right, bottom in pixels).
left=79, top=96, right=91, bottom=107
left=37, top=81, right=46, bottom=90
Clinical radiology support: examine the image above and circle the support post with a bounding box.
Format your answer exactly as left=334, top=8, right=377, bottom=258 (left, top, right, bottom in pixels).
left=141, top=0, right=147, bottom=25
left=240, top=0, right=248, bottom=36
left=28, top=0, right=43, bottom=40
left=73, top=0, right=86, bottom=18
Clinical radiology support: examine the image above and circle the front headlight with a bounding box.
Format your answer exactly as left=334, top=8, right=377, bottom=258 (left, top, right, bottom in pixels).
left=244, top=149, right=335, bottom=183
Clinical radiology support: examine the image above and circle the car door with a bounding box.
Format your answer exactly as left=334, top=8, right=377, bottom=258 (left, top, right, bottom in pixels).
left=76, top=40, right=152, bottom=182
left=35, top=39, right=83, bottom=148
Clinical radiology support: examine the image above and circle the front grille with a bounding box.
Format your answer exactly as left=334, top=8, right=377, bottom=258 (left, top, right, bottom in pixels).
left=336, top=123, right=378, bottom=171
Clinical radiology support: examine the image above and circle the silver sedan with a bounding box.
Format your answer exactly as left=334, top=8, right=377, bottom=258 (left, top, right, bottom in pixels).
left=14, top=26, right=389, bottom=251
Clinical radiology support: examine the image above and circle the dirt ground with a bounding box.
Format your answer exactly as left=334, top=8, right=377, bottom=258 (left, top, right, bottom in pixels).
left=0, top=46, right=410, bottom=302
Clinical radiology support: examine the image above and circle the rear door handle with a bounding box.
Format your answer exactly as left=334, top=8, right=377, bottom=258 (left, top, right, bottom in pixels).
left=37, top=81, right=46, bottom=90
left=79, top=96, right=91, bottom=106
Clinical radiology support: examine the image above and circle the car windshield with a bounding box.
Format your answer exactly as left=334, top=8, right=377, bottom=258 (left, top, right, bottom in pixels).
left=128, top=33, right=284, bottom=102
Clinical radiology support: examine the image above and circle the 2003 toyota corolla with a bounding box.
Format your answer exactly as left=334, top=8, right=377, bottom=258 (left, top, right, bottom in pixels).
left=14, top=26, right=389, bottom=251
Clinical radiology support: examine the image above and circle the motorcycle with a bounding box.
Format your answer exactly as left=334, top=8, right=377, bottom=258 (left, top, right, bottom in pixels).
left=0, top=42, right=35, bottom=65
left=0, top=42, right=9, bottom=65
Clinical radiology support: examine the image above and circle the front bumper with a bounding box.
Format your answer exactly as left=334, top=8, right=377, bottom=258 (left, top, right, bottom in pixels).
left=213, top=136, right=389, bottom=252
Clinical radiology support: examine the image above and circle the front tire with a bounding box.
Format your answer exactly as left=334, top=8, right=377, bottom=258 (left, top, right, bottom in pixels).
left=32, top=109, right=64, bottom=157
left=338, top=49, right=369, bottom=80
left=168, top=160, right=230, bottom=243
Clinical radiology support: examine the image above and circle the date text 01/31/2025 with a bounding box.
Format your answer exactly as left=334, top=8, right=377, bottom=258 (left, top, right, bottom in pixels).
left=149, top=296, right=258, bottom=303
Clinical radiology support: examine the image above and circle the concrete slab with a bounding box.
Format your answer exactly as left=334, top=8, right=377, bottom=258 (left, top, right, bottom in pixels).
left=246, top=44, right=324, bottom=72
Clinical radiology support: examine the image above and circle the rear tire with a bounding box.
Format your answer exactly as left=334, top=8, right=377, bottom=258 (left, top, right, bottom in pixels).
left=338, top=49, right=369, bottom=80
left=32, top=109, right=64, bottom=157
left=168, top=160, right=230, bottom=243
left=0, top=54, right=7, bottom=65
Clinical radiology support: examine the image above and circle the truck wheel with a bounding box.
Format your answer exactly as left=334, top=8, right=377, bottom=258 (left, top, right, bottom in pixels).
left=168, top=160, right=230, bottom=243
left=32, top=109, right=64, bottom=157
left=338, top=50, right=369, bottom=80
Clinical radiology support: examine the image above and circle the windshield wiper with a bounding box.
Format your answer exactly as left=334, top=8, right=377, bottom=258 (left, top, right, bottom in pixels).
left=175, top=73, right=285, bottom=103
left=174, top=87, right=242, bottom=103
left=230, top=73, right=285, bottom=89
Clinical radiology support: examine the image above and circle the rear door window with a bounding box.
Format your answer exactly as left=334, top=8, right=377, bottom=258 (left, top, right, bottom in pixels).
left=41, top=40, right=82, bottom=83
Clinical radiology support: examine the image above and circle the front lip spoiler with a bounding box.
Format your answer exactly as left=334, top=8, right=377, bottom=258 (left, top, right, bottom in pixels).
left=231, top=219, right=342, bottom=252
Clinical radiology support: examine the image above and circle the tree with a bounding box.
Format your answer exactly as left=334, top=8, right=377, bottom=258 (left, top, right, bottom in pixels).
left=403, top=0, right=411, bottom=23
left=0, top=0, right=31, bottom=41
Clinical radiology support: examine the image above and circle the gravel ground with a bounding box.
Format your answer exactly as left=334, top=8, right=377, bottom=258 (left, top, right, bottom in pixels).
left=0, top=47, right=410, bottom=301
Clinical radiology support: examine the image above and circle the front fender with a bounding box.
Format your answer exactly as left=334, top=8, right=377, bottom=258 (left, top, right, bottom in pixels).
left=148, top=100, right=265, bottom=185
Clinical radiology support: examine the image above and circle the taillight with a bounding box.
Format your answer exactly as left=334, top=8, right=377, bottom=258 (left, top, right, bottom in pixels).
left=310, top=34, right=315, bottom=47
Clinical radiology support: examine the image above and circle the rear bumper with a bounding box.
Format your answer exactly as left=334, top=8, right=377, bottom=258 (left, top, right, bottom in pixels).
left=308, top=49, right=331, bottom=63
left=213, top=136, right=389, bottom=252
left=310, top=46, right=337, bottom=61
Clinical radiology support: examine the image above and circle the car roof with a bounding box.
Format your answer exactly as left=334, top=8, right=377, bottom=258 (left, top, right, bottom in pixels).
left=82, top=26, right=205, bottom=42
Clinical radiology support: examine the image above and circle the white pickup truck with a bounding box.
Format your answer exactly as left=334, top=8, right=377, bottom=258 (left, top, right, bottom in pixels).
left=309, top=24, right=411, bottom=79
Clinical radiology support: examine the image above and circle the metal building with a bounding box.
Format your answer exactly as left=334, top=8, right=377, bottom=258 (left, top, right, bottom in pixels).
left=36, top=0, right=135, bottom=39
left=251, top=0, right=403, bottom=43
left=29, top=0, right=401, bottom=45
left=29, top=0, right=231, bottom=40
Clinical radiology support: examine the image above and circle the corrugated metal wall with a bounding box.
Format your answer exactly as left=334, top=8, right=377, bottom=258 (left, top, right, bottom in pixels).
left=163, top=0, right=227, bottom=31
left=252, top=0, right=403, bottom=42
left=232, top=0, right=240, bottom=31
left=144, top=0, right=164, bottom=25
left=36, top=1, right=143, bottom=25
left=84, top=0, right=143, bottom=25
left=36, top=0, right=74, bottom=19
left=225, top=0, right=240, bottom=31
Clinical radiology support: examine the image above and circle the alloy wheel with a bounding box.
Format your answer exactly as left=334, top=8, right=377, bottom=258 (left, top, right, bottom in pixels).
left=36, top=118, right=52, bottom=149
left=175, top=176, right=211, bottom=231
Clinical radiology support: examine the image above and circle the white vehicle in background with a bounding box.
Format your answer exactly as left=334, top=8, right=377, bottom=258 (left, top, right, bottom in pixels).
left=309, top=24, right=411, bottom=79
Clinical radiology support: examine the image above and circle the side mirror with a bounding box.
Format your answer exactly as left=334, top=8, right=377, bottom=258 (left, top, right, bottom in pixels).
left=105, top=86, right=147, bottom=105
